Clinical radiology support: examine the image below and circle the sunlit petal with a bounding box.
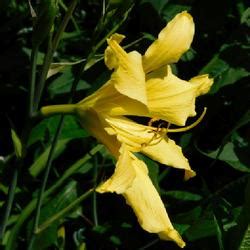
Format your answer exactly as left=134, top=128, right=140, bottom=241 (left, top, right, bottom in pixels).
left=104, top=116, right=196, bottom=179
left=97, top=148, right=185, bottom=247
left=97, top=145, right=136, bottom=193
left=77, top=109, right=120, bottom=157
left=143, top=11, right=194, bottom=73
left=142, top=137, right=196, bottom=180
left=104, top=33, right=125, bottom=70
left=146, top=66, right=197, bottom=126
left=189, top=74, right=214, bottom=96
left=78, top=80, right=148, bottom=117
left=104, top=116, right=153, bottom=151
left=107, top=39, right=147, bottom=105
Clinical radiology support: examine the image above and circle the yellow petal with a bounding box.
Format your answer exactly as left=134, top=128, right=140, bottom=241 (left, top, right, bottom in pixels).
left=146, top=66, right=197, bottom=126
left=143, top=11, right=194, bottom=73
left=104, top=116, right=196, bottom=179
left=78, top=80, right=148, bottom=117
left=104, top=33, right=125, bottom=70
left=97, top=147, right=185, bottom=247
left=146, top=65, right=168, bottom=80
left=108, top=39, right=147, bottom=105
left=123, top=154, right=185, bottom=247
left=142, top=137, right=196, bottom=180
left=77, top=109, right=120, bottom=157
left=189, top=74, right=214, bottom=96
left=97, top=145, right=136, bottom=193
left=104, top=116, right=155, bottom=152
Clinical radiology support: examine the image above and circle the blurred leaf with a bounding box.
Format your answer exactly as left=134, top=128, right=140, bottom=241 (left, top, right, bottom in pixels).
left=29, top=139, right=69, bottom=177
left=174, top=223, right=190, bottom=235
left=185, top=209, right=217, bottom=241
left=28, top=115, right=89, bottom=146
left=241, top=7, right=250, bottom=26
left=140, top=0, right=168, bottom=14
left=213, top=67, right=249, bottom=93
left=198, top=142, right=250, bottom=173
left=162, top=4, right=191, bottom=21
left=213, top=213, right=225, bottom=250
left=227, top=178, right=250, bottom=250
left=109, top=235, right=121, bottom=245
left=48, top=68, right=90, bottom=98
left=10, top=128, right=22, bottom=159
left=163, top=191, right=202, bottom=201
left=93, top=225, right=109, bottom=234
left=239, top=225, right=250, bottom=250
left=181, top=48, right=197, bottom=62
left=200, top=54, right=249, bottom=94
left=200, top=54, right=228, bottom=78
left=29, top=181, right=78, bottom=249
left=47, top=59, right=86, bottom=79
left=179, top=132, right=192, bottom=149
left=22, top=47, right=45, bottom=64
left=141, top=32, right=156, bottom=41
left=175, top=207, right=202, bottom=225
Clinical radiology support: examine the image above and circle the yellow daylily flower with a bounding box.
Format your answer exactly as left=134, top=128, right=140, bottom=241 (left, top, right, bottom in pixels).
left=41, top=11, right=214, bottom=248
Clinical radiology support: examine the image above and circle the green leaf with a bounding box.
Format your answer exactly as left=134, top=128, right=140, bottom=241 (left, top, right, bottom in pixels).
left=239, top=225, right=250, bottom=250
left=163, top=190, right=202, bottom=201
left=29, top=139, right=69, bottom=177
left=109, top=235, right=121, bottom=246
left=213, top=213, right=225, bottom=250
left=162, top=4, right=191, bottom=21
left=198, top=142, right=250, bottom=173
left=212, top=67, right=249, bottom=93
left=28, top=115, right=89, bottom=146
left=185, top=209, right=217, bottom=241
left=227, top=178, right=250, bottom=250
left=200, top=48, right=249, bottom=94
left=199, top=142, right=250, bottom=173
left=181, top=48, right=197, bottom=62
left=48, top=68, right=90, bottom=98
left=22, top=47, right=45, bottom=64
left=10, top=128, right=22, bottom=159
left=47, top=59, right=86, bottom=79
left=135, top=153, right=160, bottom=191
left=140, top=0, right=168, bottom=14
left=175, top=207, right=202, bottom=225
left=29, top=181, right=78, bottom=249
left=241, top=7, right=250, bottom=26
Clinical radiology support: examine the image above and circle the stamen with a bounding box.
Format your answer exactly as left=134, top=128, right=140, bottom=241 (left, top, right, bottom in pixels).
left=141, top=108, right=207, bottom=149
left=167, top=108, right=207, bottom=133
left=148, top=117, right=159, bottom=127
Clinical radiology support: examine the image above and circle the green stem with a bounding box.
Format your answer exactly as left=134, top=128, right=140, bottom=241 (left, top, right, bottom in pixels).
left=29, top=45, right=38, bottom=117
left=27, top=115, right=65, bottom=250
left=92, top=156, right=99, bottom=226
left=59, top=0, right=80, bottom=32
left=5, top=145, right=102, bottom=250
left=41, top=104, right=77, bottom=117
left=36, top=189, right=94, bottom=234
left=0, top=42, right=39, bottom=242
left=0, top=168, right=18, bottom=242
left=34, top=0, right=79, bottom=112
left=33, top=33, right=53, bottom=112
left=84, top=3, right=134, bottom=71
